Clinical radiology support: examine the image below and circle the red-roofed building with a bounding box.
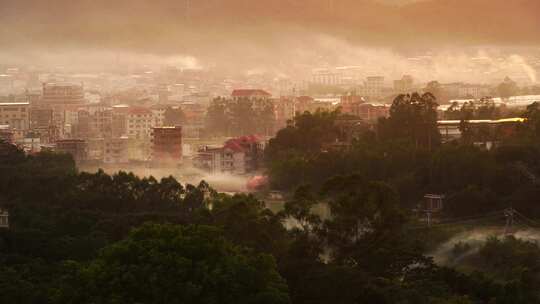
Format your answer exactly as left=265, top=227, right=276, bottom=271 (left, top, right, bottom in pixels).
left=296, top=96, right=314, bottom=114
left=194, top=135, right=265, bottom=174
left=231, top=89, right=271, bottom=101
left=339, top=93, right=389, bottom=122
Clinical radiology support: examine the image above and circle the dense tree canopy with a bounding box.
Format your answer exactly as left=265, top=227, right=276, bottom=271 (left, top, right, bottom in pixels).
left=2, top=91, right=540, bottom=303
left=444, top=98, right=502, bottom=121
left=163, top=106, right=186, bottom=126
left=205, top=97, right=276, bottom=137
left=378, top=92, right=441, bottom=150
left=424, top=81, right=450, bottom=104
left=497, top=77, right=519, bottom=99
left=56, top=224, right=290, bottom=304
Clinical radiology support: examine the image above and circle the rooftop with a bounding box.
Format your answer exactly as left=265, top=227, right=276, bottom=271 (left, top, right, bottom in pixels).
left=127, top=107, right=152, bottom=115
left=224, top=135, right=262, bottom=152
left=0, top=102, right=30, bottom=106
left=437, top=118, right=526, bottom=125
left=297, top=96, right=314, bottom=102
left=153, top=126, right=182, bottom=130
left=231, top=89, right=271, bottom=98
left=43, top=82, right=83, bottom=88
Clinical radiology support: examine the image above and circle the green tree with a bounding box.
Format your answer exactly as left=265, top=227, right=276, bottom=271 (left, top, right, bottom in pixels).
left=258, top=99, right=276, bottom=136
left=229, top=98, right=258, bottom=136
left=205, top=97, right=231, bottom=137
left=521, top=102, right=540, bottom=140
left=425, top=81, right=450, bottom=104
left=207, top=193, right=289, bottom=258
left=378, top=93, right=441, bottom=150
left=265, top=110, right=339, bottom=160
left=163, top=106, right=186, bottom=126
left=205, top=97, right=275, bottom=137
left=281, top=185, right=321, bottom=233
left=56, top=224, right=290, bottom=304
left=444, top=186, right=499, bottom=217
left=497, top=76, right=519, bottom=99
left=475, top=98, right=500, bottom=119
left=321, top=174, right=426, bottom=277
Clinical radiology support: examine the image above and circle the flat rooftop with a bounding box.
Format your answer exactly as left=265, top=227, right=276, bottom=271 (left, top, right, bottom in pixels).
left=438, top=118, right=525, bottom=125
left=0, top=102, right=30, bottom=106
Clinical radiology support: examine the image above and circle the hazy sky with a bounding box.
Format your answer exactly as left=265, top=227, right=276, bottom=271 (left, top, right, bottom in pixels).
left=1, top=0, right=539, bottom=81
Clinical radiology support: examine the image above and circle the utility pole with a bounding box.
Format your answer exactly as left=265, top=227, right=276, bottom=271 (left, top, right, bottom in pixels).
left=504, top=208, right=515, bottom=236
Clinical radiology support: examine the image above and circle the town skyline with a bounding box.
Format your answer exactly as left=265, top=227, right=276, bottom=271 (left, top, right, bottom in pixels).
left=1, top=0, right=539, bottom=85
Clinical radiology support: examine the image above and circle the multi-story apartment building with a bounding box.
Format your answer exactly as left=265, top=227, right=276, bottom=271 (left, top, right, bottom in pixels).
left=41, top=83, right=85, bottom=106
left=56, top=139, right=87, bottom=163
left=179, top=102, right=206, bottom=138
left=393, top=75, right=414, bottom=94
left=311, top=69, right=344, bottom=86
left=339, top=94, right=390, bottom=122
left=111, top=108, right=128, bottom=137
left=340, top=93, right=364, bottom=113
left=0, top=125, right=13, bottom=143
left=39, top=83, right=86, bottom=139
left=92, top=108, right=113, bottom=137
left=151, top=126, right=182, bottom=165
left=295, top=96, right=314, bottom=115
left=457, top=84, right=491, bottom=99
left=194, top=146, right=223, bottom=173
left=74, top=110, right=94, bottom=139
left=25, top=90, right=41, bottom=105
left=0, top=102, right=30, bottom=140
left=275, top=97, right=295, bottom=129
left=126, top=107, right=153, bottom=139
left=72, top=106, right=113, bottom=138
left=104, top=136, right=129, bottom=164
left=194, top=135, right=264, bottom=175
left=355, top=103, right=390, bottom=122
left=29, top=106, right=53, bottom=129
left=362, top=76, right=385, bottom=99
left=231, top=89, right=271, bottom=102
left=19, top=131, right=41, bottom=153
left=150, top=104, right=167, bottom=127
left=86, top=138, right=104, bottom=161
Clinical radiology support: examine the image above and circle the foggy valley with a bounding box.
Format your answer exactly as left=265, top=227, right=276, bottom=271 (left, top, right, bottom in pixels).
left=1, top=0, right=540, bottom=303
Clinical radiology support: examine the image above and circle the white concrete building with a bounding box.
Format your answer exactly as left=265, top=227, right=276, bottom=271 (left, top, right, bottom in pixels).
left=126, top=107, right=153, bottom=139
left=363, top=76, right=385, bottom=98
left=194, top=135, right=264, bottom=175
left=150, top=104, right=168, bottom=128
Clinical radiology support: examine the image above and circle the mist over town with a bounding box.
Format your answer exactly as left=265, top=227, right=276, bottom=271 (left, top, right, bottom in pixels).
left=1, top=1, right=540, bottom=303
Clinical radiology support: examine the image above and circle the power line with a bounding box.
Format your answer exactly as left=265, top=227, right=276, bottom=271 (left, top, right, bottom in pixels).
left=437, top=210, right=506, bottom=224
left=513, top=209, right=540, bottom=227
left=407, top=213, right=505, bottom=231
left=408, top=209, right=509, bottom=231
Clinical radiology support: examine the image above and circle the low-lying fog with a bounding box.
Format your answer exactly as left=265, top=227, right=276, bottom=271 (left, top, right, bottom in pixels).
left=80, top=165, right=251, bottom=193
left=430, top=227, right=540, bottom=266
